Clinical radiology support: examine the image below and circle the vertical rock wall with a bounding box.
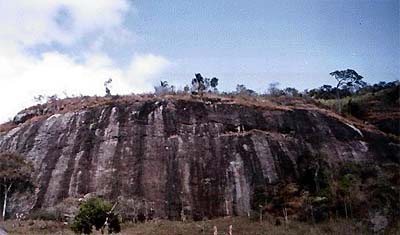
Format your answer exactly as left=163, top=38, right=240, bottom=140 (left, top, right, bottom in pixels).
left=0, top=99, right=398, bottom=219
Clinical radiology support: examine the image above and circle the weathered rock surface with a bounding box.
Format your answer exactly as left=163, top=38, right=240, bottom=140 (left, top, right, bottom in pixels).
left=0, top=228, right=7, bottom=235
left=0, top=98, right=398, bottom=220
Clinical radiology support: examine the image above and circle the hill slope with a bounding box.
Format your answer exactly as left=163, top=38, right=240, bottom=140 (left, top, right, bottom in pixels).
left=317, top=83, right=400, bottom=136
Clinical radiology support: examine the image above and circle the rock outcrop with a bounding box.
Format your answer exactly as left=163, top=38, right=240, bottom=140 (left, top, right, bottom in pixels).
left=0, top=97, right=398, bottom=220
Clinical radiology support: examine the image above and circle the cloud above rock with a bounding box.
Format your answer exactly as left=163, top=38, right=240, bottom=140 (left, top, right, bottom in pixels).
left=0, top=0, right=172, bottom=123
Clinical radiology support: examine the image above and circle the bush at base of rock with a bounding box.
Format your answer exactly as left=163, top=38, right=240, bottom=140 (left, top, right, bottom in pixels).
left=71, top=197, right=120, bottom=235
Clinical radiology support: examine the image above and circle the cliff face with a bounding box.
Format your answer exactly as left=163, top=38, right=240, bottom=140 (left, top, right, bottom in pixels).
left=0, top=97, right=398, bottom=220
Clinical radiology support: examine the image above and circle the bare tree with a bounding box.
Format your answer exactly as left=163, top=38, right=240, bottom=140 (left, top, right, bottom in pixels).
left=213, top=225, right=218, bottom=235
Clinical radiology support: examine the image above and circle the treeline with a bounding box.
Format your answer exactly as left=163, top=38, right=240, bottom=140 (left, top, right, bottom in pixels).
left=151, top=72, right=398, bottom=102
left=308, top=80, right=399, bottom=100
left=153, top=73, right=303, bottom=97
left=32, top=68, right=397, bottom=103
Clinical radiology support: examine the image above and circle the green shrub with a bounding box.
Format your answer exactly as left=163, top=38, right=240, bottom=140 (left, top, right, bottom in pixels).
left=251, top=186, right=268, bottom=210
left=71, top=197, right=120, bottom=234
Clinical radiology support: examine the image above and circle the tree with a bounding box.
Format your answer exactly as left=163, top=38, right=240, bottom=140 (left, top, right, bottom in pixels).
left=330, top=69, right=365, bottom=90
left=268, top=82, right=284, bottom=97
left=283, top=87, right=299, bottom=97
left=251, top=186, right=268, bottom=222
left=329, top=69, right=366, bottom=112
left=236, top=84, right=256, bottom=96
left=191, top=73, right=219, bottom=95
left=0, top=152, right=34, bottom=220
left=71, top=197, right=120, bottom=234
left=154, top=80, right=175, bottom=95
left=210, top=77, right=219, bottom=92
left=160, top=80, right=168, bottom=88
left=104, top=78, right=112, bottom=96
left=33, top=94, right=45, bottom=103
left=191, top=73, right=206, bottom=95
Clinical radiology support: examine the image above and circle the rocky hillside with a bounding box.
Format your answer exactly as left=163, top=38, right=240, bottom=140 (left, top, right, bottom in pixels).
left=0, top=95, right=398, bottom=228
left=316, top=82, right=399, bottom=136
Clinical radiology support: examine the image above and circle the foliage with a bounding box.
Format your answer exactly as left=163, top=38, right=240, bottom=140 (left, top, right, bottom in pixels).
left=308, top=72, right=399, bottom=103
left=183, top=85, right=190, bottom=93
left=314, top=81, right=399, bottom=134
left=298, top=154, right=331, bottom=194
left=251, top=186, right=268, bottom=210
left=191, top=73, right=218, bottom=95
left=329, top=69, right=365, bottom=90
left=309, top=81, right=399, bottom=102
left=154, top=80, right=175, bottom=95
left=191, top=73, right=206, bottom=95
left=236, top=84, right=256, bottom=96
left=71, top=197, right=120, bottom=234
left=370, top=176, right=400, bottom=218
left=115, top=196, right=155, bottom=223
left=337, top=174, right=357, bottom=194
left=264, top=182, right=302, bottom=218
left=0, top=152, right=34, bottom=220
left=210, top=77, right=219, bottom=91
left=29, top=208, right=64, bottom=221
left=308, top=85, right=352, bottom=100
left=283, top=87, right=299, bottom=97
left=29, top=198, right=80, bottom=222
left=104, top=78, right=112, bottom=96
left=268, top=82, right=285, bottom=97
left=0, top=153, right=33, bottom=184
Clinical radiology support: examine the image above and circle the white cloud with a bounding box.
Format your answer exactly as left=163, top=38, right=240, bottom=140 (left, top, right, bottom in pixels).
left=0, top=50, right=171, bottom=123
left=0, top=0, right=129, bottom=46
left=0, top=1, right=172, bottom=123
left=126, top=54, right=172, bottom=90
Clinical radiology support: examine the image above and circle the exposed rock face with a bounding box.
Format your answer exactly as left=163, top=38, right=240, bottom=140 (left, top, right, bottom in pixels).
left=0, top=98, right=398, bottom=220
left=13, top=109, right=40, bottom=124
left=0, top=227, right=8, bottom=235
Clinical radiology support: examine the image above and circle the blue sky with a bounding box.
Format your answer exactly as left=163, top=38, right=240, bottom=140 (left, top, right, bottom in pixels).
left=127, top=0, right=399, bottom=91
left=0, top=0, right=398, bottom=122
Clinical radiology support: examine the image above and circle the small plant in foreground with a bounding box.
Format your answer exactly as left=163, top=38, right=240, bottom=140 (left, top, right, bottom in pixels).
left=71, top=197, right=120, bottom=234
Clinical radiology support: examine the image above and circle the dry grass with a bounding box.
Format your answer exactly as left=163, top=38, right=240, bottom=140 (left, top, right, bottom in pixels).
left=121, top=217, right=366, bottom=235
left=0, top=220, right=71, bottom=235
left=0, top=217, right=367, bottom=235
left=0, top=92, right=384, bottom=137
left=0, top=93, right=289, bottom=134
left=0, top=122, right=17, bottom=134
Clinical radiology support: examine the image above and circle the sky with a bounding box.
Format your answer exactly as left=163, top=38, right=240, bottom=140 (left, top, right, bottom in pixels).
left=0, top=0, right=399, bottom=123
